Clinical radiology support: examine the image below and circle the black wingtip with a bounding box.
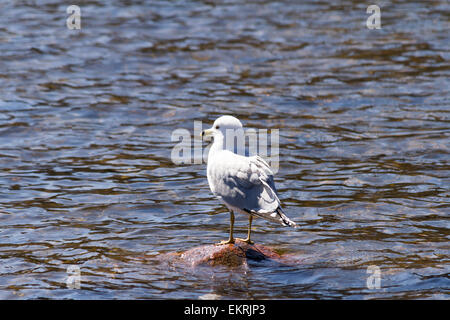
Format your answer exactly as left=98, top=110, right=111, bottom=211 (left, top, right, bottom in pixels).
left=277, top=208, right=297, bottom=228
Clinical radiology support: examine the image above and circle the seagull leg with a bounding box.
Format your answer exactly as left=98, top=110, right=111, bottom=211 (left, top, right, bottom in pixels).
left=216, top=211, right=235, bottom=245
left=237, top=215, right=254, bottom=244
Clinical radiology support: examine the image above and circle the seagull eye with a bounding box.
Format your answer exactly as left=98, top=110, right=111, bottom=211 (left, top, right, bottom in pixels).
left=215, top=125, right=220, bottom=129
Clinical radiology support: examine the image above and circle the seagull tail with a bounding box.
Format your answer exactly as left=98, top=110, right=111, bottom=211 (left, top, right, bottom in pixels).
left=245, top=207, right=297, bottom=228
left=276, top=207, right=298, bottom=228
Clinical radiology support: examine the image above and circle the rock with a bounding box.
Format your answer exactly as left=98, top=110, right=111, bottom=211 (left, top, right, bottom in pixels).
left=165, top=240, right=292, bottom=268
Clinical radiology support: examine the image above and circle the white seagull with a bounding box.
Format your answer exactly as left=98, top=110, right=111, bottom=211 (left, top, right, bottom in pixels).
left=201, top=115, right=297, bottom=245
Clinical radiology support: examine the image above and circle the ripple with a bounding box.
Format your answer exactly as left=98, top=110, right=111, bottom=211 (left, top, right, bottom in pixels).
left=0, top=0, right=448, bottom=299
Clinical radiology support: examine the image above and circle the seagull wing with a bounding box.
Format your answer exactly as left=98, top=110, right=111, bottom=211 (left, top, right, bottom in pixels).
left=209, top=152, right=296, bottom=227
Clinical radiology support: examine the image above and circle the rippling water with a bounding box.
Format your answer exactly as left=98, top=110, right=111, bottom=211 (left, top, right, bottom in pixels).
left=0, top=0, right=449, bottom=299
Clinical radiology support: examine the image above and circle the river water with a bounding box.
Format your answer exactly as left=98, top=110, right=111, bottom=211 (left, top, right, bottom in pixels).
left=0, top=0, right=448, bottom=299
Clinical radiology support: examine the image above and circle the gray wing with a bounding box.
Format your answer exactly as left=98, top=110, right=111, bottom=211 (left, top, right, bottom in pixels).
left=214, top=155, right=296, bottom=227
left=226, top=155, right=279, bottom=212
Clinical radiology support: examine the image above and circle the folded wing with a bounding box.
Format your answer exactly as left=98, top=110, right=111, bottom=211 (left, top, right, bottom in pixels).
left=212, top=153, right=296, bottom=227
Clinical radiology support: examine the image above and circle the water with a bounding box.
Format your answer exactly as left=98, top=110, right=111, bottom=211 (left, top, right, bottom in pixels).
left=0, top=0, right=449, bottom=299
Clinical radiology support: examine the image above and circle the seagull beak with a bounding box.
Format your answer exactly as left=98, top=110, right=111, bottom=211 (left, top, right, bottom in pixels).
left=201, top=128, right=214, bottom=138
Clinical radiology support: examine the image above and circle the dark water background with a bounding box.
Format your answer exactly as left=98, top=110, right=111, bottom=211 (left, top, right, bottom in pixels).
left=0, top=0, right=449, bottom=299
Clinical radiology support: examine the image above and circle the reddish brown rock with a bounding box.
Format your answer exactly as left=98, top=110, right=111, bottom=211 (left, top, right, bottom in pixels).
left=166, top=240, right=292, bottom=268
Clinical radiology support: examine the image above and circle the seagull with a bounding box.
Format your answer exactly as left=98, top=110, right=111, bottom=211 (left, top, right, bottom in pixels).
left=201, top=115, right=297, bottom=245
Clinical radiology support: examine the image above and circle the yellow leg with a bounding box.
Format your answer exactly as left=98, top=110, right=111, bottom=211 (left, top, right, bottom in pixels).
left=237, top=215, right=254, bottom=244
left=216, top=211, right=235, bottom=245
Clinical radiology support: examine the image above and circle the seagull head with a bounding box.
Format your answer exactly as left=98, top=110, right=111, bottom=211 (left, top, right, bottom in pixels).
left=201, top=115, right=243, bottom=141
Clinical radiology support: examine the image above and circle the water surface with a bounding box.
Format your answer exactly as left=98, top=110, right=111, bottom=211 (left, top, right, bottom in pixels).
left=0, top=0, right=449, bottom=299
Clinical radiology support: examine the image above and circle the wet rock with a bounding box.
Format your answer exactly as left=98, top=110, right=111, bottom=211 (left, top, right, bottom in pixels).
left=166, top=240, right=292, bottom=268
